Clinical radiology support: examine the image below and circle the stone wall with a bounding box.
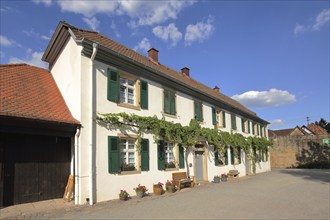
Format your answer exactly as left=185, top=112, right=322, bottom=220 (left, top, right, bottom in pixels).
left=270, top=135, right=330, bottom=168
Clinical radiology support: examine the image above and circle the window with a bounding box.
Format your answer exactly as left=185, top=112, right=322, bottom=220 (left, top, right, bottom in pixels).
left=235, top=147, right=242, bottom=164
left=158, top=141, right=185, bottom=170
left=164, top=142, right=175, bottom=168
left=215, top=109, right=226, bottom=128
left=231, top=114, right=237, bottom=130
left=194, top=101, right=203, bottom=121
left=107, top=68, right=148, bottom=109
left=120, top=78, right=135, bottom=105
left=164, top=89, right=176, bottom=115
left=241, top=118, right=246, bottom=133
left=120, top=139, right=136, bottom=171
left=108, top=136, right=149, bottom=173
left=214, top=150, right=227, bottom=166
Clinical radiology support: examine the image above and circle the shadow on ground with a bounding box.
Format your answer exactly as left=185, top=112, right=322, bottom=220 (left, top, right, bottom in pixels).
left=279, top=169, right=330, bottom=184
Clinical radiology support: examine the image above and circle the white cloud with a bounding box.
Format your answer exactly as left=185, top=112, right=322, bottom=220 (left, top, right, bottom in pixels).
left=152, top=23, right=182, bottom=46
left=231, top=88, right=296, bottom=108
left=184, top=16, right=215, bottom=46
left=82, top=17, right=100, bottom=31
left=57, top=0, right=195, bottom=27
left=9, top=51, right=48, bottom=69
left=0, top=35, right=12, bottom=46
left=294, top=8, right=330, bottom=34
left=269, top=119, right=285, bottom=127
left=23, top=29, right=52, bottom=41
left=32, top=0, right=52, bottom=7
left=110, top=20, right=121, bottom=38
left=134, top=38, right=151, bottom=52
left=312, top=8, right=330, bottom=31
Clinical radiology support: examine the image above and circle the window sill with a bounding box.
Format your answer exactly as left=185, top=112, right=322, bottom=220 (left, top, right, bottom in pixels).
left=117, top=102, right=141, bottom=111
left=119, top=170, right=141, bottom=175
left=164, top=168, right=179, bottom=172
left=162, top=112, right=177, bottom=118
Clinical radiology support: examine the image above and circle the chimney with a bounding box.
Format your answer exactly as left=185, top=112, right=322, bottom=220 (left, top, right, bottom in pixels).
left=213, top=85, right=220, bottom=93
left=181, top=67, right=190, bottom=77
left=148, top=48, right=159, bottom=63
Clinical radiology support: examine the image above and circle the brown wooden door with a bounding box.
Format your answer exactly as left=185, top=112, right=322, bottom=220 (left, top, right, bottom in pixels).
left=2, top=133, right=71, bottom=206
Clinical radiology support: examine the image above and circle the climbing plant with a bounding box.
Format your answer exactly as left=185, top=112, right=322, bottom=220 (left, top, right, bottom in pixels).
left=97, top=112, right=272, bottom=156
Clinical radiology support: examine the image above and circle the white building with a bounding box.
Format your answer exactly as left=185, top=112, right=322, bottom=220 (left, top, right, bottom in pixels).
left=42, top=21, right=271, bottom=205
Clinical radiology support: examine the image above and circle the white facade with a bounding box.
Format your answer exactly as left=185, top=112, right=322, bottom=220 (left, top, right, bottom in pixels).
left=47, top=23, right=271, bottom=205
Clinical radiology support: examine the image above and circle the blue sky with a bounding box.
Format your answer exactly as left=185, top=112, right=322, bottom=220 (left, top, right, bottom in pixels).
left=1, top=0, right=329, bottom=130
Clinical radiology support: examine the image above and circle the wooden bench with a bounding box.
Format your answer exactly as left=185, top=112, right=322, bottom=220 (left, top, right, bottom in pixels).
left=172, top=172, right=194, bottom=191
left=227, top=170, right=240, bottom=180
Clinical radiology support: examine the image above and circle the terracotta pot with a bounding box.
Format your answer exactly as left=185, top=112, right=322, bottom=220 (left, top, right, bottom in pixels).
left=153, top=187, right=163, bottom=195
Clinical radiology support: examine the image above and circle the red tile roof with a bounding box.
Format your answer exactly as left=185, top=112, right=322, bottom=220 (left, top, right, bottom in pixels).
left=0, top=64, right=80, bottom=125
left=307, top=123, right=328, bottom=135
left=269, top=128, right=294, bottom=137
left=44, top=21, right=267, bottom=124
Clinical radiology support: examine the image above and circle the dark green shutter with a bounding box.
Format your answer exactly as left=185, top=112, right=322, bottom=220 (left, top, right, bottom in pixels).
left=108, top=136, right=120, bottom=173
left=238, top=147, right=241, bottom=164
left=252, top=122, right=255, bottom=135
left=141, top=139, right=149, bottom=171
left=214, top=150, right=219, bottom=166
left=157, top=140, right=165, bottom=170
left=222, top=111, right=226, bottom=128
left=194, top=101, right=202, bottom=121
left=194, top=101, right=198, bottom=120
left=212, top=107, right=217, bottom=125
left=231, top=114, right=236, bottom=130
left=224, top=148, right=228, bottom=165
left=170, top=92, right=176, bottom=115
left=164, top=90, right=169, bottom=114
left=248, top=120, right=251, bottom=133
left=140, top=80, right=148, bottom=109
left=230, top=147, right=234, bottom=164
left=107, top=68, right=119, bottom=102
left=179, top=144, right=185, bottom=168
left=266, top=149, right=269, bottom=161
left=241, top=118, right=245, bottom=132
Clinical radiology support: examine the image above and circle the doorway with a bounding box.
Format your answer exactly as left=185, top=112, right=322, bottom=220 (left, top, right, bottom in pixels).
left=195, top=151, right=204, bottom=182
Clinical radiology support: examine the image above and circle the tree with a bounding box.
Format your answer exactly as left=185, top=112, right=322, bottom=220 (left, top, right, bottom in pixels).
left=315, top=118, right=330, bottom=133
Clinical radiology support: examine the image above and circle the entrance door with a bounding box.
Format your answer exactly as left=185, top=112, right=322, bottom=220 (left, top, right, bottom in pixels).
left=2, top=133, right=71, bottom=206
left=195, top=152, right=204, bottom=182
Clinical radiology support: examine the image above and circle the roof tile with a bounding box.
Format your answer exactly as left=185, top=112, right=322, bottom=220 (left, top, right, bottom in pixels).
left=0, top=63, right=80, bottom=125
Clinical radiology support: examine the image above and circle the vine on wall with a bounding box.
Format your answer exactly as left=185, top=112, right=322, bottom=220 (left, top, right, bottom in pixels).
left=97, top=112, right=272, bottom=157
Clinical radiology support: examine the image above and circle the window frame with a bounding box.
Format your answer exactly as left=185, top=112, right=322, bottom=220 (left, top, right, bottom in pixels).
left=119, top=77, right=136, bottom=105
left=120, top=138, right=137, bottom=171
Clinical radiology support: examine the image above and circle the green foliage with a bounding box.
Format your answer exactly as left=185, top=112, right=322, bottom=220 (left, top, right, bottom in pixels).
left=97, top=112, right=272, bottom=154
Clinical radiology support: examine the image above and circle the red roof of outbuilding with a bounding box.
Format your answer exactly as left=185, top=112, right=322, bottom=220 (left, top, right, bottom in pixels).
left=0, top=64, right=80, bottom=125
left=307, top=123, right=328, bottom=135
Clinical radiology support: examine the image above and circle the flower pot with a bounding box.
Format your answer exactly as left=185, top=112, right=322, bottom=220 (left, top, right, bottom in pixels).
left=221, top=176, right=227, bottom=182
left=153, top=187, right=163, bottom=195
left=119, top=195, right=128, bottom=201
left=166, top=185, right=175, bottom=193
left=136, top=190, right=144, bottom=198
left=213, top=178, right=220, bottom=183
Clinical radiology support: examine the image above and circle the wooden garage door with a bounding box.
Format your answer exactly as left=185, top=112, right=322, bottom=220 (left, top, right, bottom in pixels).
left=2, top=133, right=71, bottom=206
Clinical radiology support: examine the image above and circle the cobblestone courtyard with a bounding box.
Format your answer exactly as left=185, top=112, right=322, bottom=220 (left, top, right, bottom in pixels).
left=1, top=169, right=329, bottom=219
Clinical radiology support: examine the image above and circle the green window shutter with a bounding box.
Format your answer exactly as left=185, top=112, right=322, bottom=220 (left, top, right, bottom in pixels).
left=241, top=118, right=245, bottom=132
left=170, top=92, right=176, bottom=115
left=140, top=80, right=148, bottom=109
left=141, top=139, right=149, bottom=171
left=214, top=150, right=219, bottom=166
left=248, top=120, right=251, bottom=133
left=252, top=122, right=255, bottom=135
left=222, top=111, right=226, bottom=128
left=194, top=101, right=202, bottom=121
left=230, top=147, right=234, bottom=164
left=157, top=140, right=165, bottom=170
left=108, top=136, right=120, bottom=173
left=107, top=68, right=119, bottom=102
left=224, top=148, right=228, bottom=165
left=231, top=114, right=237, bottom=130
left=238, top=148, right=241, bottom=164
left=266, top=149, right=269, bottom=161
left=212, top=107, right=217, bottom=125
left=179, top=144, right=185, bottom=168
left=194, top=101, right=198, bottom=120
left=164, top=90, right=170, bottom=114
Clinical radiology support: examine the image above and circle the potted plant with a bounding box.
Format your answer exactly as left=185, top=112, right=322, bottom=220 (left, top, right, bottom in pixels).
left=134, top=184, right=148, bottom=198
left=119, top=190, right=129, bottom=201
left=121, top=163, right=135, bottom=171
left=153, top=182, right=164, bottom=195
left=165, top=180, right=176, bottom=193
left=213, top=175, right=221, bottom=183
left=221, top=173, right=228, bottom=182
left=165, top=161, right=176, bottom=168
